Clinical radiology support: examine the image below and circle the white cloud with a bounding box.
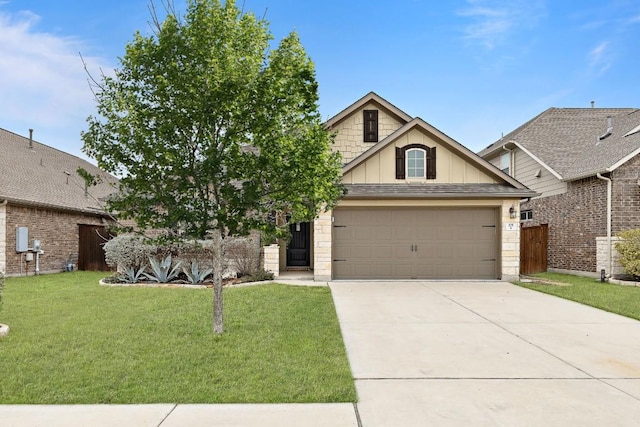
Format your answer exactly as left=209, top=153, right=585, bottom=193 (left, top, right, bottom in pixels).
left=589, top=41, right=612, bottom=75
left=0, top=10, right=112, bottom=156
left=457, top=0, right=545, bottom=49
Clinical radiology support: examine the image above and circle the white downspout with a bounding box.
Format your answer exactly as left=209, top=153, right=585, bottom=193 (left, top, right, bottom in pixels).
left=596, top=173, right=612, bottom=278
left=502, top=145, right=514, bottom=176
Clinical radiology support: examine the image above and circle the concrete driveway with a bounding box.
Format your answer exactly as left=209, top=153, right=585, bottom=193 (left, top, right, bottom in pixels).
left=330, top=280, right=640, bottom=426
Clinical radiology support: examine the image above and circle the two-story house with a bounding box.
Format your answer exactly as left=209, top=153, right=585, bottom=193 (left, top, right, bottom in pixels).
left=266, top=92, right=537, bottom=281
left=479, top=107, right=640, bottom=277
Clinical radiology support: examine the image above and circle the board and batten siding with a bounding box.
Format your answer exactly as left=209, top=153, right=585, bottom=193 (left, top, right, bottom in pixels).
left=330, top=102, right=405, bottom=164
left=343, top=128, right=498, bottom=185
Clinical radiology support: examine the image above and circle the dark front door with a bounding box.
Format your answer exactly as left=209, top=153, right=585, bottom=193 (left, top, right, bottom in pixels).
left=78, top=224, right=111, bottom=271
left=287, top=222, right=310, bottom=267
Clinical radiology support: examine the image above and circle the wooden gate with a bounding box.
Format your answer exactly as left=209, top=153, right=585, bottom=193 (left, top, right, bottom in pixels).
left=520, top=224, right=548, bottom=275
left=78, top=224, right=110, bottom=271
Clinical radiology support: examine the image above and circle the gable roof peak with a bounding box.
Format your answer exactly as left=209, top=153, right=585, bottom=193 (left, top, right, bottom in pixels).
left=324, top=91, right=413, bottom=129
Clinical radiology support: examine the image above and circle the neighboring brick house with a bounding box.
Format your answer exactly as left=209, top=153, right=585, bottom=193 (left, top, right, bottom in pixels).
left=0, top=128, right=118, bottom=276
left=266, top=92, right=536, bottom=281
left=479, top=107, right=640, bottom=277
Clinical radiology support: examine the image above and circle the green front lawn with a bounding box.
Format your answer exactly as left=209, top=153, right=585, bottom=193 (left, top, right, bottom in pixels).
left=516, top=272, right=640, bottom=320
left=0, top=272, right=356, bottom=404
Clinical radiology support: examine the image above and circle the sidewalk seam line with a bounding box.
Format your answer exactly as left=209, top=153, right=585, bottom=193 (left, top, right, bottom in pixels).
left=353, top=402, right=363, bottom=427
left=157, top=403, right=178, bottom=427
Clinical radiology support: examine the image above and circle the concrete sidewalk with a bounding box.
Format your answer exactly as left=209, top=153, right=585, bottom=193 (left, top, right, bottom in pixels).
left=0, top=403, right=359, bottom=427
left=331, top=281, right=640, bottom=426
left=3, top=280, right=640, bottom=426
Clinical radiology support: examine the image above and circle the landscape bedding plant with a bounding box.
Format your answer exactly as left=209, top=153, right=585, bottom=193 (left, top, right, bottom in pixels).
left=0, top=272, right=356, bottom=404
left=516, top=272, right=640, bottom=321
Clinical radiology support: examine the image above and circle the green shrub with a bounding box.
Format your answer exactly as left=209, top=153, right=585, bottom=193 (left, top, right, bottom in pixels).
left=615, top=229, right=640, bottom=278
left=242, top=269, right=274, bottom=283
left=103, top=235, right=156, bottom=270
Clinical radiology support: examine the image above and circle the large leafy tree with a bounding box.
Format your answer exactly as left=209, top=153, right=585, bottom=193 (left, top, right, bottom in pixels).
left=82, top=0, right=343, bottom=334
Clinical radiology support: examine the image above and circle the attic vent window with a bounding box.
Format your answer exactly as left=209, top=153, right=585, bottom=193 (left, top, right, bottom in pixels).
left=624, top=124, right=640, bottom=138
left=363, top=110, right=378, bottom=142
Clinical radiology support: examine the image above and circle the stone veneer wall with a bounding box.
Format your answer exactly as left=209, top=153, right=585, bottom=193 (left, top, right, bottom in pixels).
left=330, top=104, right=405, bottom=164
left=313, top=209, right=332, bottom=281
left=501, top=200, right=521, bottom=281
left=262, top=244, right=280, bottom=277
left=5, top=203, right=106, bottom=276
left=520, top=176, right=607, bottom=272
left=596, top=236, right=624, bottom=277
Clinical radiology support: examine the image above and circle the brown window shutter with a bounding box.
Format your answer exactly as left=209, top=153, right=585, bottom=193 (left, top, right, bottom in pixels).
left=396, top=147, right=405, bottom=179
left=426, top=147, right=436, bottom=179
left=363, top=110, right=378, bottom=142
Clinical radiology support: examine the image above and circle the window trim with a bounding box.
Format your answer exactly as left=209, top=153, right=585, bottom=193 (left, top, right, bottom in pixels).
left=363, top=110, right=378, bottom=142
left=500, top=152, right=511, bottom=175
left=520, top=210, right=533, bottom=221
left=406, top=148, right=426, bottom=179
left=395, top=144, right=436, bottom=180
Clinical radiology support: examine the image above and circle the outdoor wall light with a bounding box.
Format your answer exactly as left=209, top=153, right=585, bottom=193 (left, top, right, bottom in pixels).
left=509, top=205, right=518, bottom=219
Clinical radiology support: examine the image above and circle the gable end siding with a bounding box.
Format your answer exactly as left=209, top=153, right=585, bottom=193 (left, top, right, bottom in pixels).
left=513, top=149, right=566, bottom=198
left=344, top=129, right=497, bottom=185
left=331, top=102, right=405, bottom=164
left=486, top=150, right=566, bottom=198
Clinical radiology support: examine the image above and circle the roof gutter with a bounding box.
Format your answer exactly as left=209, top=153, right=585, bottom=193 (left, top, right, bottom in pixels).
left=596, top=173, right=612, bottom=279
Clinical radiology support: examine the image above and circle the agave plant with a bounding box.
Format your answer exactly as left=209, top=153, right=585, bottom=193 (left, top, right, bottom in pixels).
left=144, top=254, right=182, bottom=283
left=122, top=266, right=146, bottom=284
left=183, top=261, right=213, bottom=284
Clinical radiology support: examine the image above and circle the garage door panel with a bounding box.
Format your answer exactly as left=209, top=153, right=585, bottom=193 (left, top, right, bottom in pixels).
left=333, top=207, right=498, bottom=280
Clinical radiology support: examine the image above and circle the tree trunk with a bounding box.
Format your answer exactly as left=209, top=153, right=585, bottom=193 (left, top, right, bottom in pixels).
left=212, top=230, right=224, bottom=334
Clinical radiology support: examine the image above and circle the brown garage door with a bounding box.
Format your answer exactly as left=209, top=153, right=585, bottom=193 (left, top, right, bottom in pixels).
left=333, top=207, right=498, bottom=280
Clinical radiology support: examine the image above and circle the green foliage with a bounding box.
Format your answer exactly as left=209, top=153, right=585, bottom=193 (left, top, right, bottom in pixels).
left=144, top=254, right=182, bottom=283
left=103, top=235, right=156, bottom=270
left=0, top=271, right=4, bottom=311
left=81, top=0, right=343, bottom=242
left=516, top=272, right=640, bottom=320
left=615, top=229, right=640, bottom=278
left=182, top=261, right=213, bottom=284
left=242, top=269, right=275, bottom=283
left=121, top=266, right=146, bottom=284
left=0, top=273, right=356, bottom=403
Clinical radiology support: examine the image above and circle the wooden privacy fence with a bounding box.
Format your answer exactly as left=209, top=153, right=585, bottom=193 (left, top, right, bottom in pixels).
left=78, top=224, right=110, bottom=271
left=520, top=224, right=548, bottom=275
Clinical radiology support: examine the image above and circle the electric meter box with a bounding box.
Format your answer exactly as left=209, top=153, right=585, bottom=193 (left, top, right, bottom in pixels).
left=16, top=227, right=28, bottom=252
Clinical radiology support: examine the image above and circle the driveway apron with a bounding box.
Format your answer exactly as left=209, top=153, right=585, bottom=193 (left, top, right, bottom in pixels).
left=330, top=281, right=640, bottom=426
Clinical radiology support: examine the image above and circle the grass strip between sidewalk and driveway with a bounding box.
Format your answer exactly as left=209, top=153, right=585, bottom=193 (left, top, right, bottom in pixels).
left=0, top=272, right=356, bottom=404
left=515, top=272, right=640, bottom=321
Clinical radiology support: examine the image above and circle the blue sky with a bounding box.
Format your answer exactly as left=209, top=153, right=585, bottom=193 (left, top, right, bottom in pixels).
left=1, top=0, right=639, bottom=162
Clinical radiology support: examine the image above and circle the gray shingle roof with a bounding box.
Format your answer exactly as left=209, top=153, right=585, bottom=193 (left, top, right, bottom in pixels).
left=478, top=108, right=640, bottom=180
left=0, top=128, right=118, bottom=214
left=344, top=183, right=538, bottom=199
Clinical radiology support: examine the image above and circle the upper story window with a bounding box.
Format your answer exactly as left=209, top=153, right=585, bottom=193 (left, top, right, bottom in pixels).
left=406, top=148, right=426, bottom=178
left=395, top=144, right=436, bottom=180
left=363, top=110, right=378, bottom=142
left=500, top=152, right=511, bottom=175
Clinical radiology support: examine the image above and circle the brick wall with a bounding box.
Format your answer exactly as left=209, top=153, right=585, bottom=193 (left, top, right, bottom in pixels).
left=5, top=203, right=107, bottom=276
left=521, top=176, right=607, bottom=272
left=611, top=155, right=640, bottom=234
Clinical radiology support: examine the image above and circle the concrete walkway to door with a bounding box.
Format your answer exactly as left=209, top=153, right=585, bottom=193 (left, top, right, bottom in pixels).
left=330, top=281, right=640, bottom=426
